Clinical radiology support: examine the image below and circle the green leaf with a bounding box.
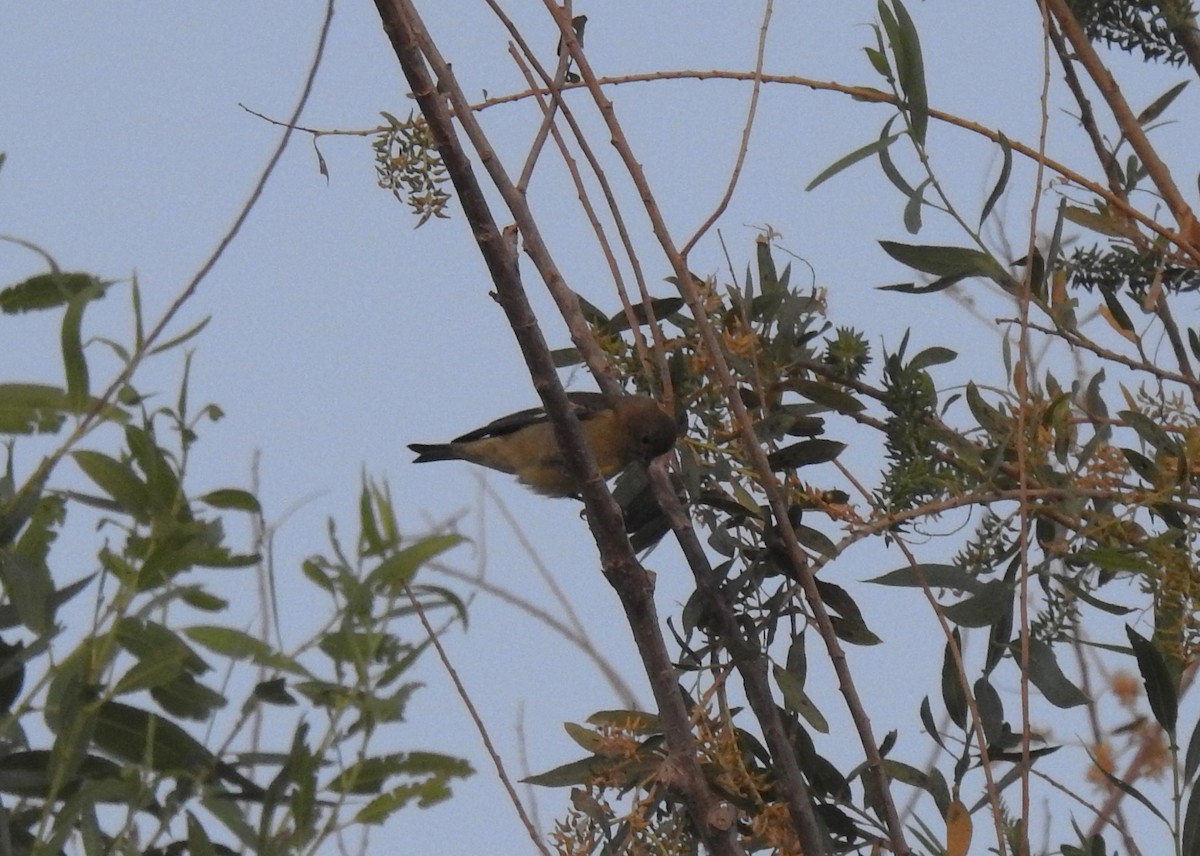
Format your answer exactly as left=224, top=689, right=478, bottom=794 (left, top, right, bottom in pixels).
left=885, top=0, right=928, bottom=145
left=773, top=663, right=829, bottom=733
left=796, top=525, right=838, bottom=560
left=980, top=132, right=1012, bottom=225
left=792, top=379, right=865, bottom=413
left=587, top=709, right=662, bottom=733
left=1061, top=205, right=1137, bottom=241
left=1137, top=80, right=1188, bottom=126
left=604, top=297, right=685, bottom=332
left=199, top=489, right=261, bottom=514
left=1022, top=639, right=1088, bottom=708
left=146, top=316, right=211, bottom=357
left=524, top=755, right=617, bottom=787
left=0, top=272, right=106, bottom=314
left=965, top=382, right=1010, bottom=437
left=71, top=451, right=150, bottom=520
left=1125, top=625, right=1177, bottom=735
left=864, top=42, right=891, bottom=79
left=815, top=579, right=880, bottom=644
left=0, top=750, right=124, bottom=799
left=185, top=625, right=309, bottom=675
left=1084, top=745, right=1168, bottom=824
left=806, top=132, right=903, bottom=192
left=941, top=633, right=967, bottom=730
left=1183, top=768, right=1200, bottom=856
left=1120, top=409, right=1176, bottom=454
left=92, top=700, right=257, bottom=793
left=880, top=241, right=1008, bottom=284
left=868, top=563, right=983, bottom=593
left=766, top=439, right=846, bottom=470
left=973, top=676, right=1004, bottom=745
left=920, top=696, right=946, bottom=751
left=1184, top=712, right=1200, bottom=785
left=328, top=752, right=471, bottom=796
left=0, top=384, right=73, bottom=435
left=941, top=580, right=1014, bottom=628
left=0, top=550, right=54, bottom=634
left=62, top=284, right=103, bottom=412
left=909, top=346, right=956, bottom=371
left=113, top=655, right=188, bottom=696
left=902, top=177, right=931, bottom=234
left=367, top=534, right=464, bottom=591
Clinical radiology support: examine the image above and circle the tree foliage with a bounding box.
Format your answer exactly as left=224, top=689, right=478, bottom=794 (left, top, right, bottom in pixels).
left=0, top=266, right=472, bottom=851
left=367, top=0, right=1200, bottom=854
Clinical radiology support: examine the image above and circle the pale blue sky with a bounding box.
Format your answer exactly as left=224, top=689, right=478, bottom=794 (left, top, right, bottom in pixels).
left=3, top=2, right=1194, bottom=853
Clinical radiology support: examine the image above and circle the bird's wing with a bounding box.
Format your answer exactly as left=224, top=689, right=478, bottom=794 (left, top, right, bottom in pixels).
left=450, top=391, right=610, bottom=443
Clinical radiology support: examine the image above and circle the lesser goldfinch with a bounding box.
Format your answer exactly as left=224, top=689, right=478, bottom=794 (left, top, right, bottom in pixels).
left=408, top=392, right=678, bottom=496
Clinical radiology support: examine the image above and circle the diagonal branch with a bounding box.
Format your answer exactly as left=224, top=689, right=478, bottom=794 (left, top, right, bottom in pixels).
left=371, top=2, right=744, bottom=852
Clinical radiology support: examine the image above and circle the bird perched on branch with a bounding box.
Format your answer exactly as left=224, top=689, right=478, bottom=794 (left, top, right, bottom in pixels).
left=408, top=392, right=677, bottom=496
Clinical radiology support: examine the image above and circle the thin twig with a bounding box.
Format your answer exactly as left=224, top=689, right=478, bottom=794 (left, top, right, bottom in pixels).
left=1045, top=0, right=1200, bottom=251
left=372, top=3, right=743, bottom=851
left=552, top=5, right=910, bottom=850
left=680, top=0, right=772, bottom=258
left=404, top=583, right=552, bottom=855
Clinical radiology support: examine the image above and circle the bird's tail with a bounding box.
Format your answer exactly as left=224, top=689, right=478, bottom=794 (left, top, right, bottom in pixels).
left=408, top=443, right=457, bottom=463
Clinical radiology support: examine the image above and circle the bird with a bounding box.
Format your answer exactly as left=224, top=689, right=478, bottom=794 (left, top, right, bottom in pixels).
left=408, top=392, right=678, bottom=497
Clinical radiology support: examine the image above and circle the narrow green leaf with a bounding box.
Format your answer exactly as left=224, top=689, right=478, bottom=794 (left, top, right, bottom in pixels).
left=816, top=579, right=880, bottom=645
left=563, top=721, right=604, bottom=753
left=1120, top=409, right=1176, bottom=453
left=796, top=525, right=838, bottom=560
left=877, top=117, right=915, bottom=197
left=1183, top=778, right=1200, bottom=856
left=867, top=563, right=983, bottom=593
left=980, top=132, right=1012, bottom=225
left=965, top=382, right=1010, bottom=437
left=864, top=44, right=891, bottom=79
left=773, top=663, right=829, bottom=733
left=766, top=439, right=846, bottom=470
left=1084, top=745, right=1168, bottom=824
left=973, top=676, right=1004, bottom=745
left=880, top=241, right=1007, bottom=282
left=1064, top=205, right=1139, bottom=239
left=909, top=346, right=957, bottom=371
left=0, top=551, right=54, bottom=634
left=1022, top=639, right=1089, bottom=708
left=889, top=0, right=928, bottom=145
left=793, top=379, right=865, bottom=413
left=806, top=132, right=902, bottom=192
left=604, top=297, right=685, bottom=332
left=199, top=489, right=261, bottom=514
left=367, top=534, right=464, bottom=591
left=941, top=633, right=967, bottom=730
left=185, top=625, right=309, bottom=675
left=941, top=580, right=1013, bottom=628
left=920, top=696, right=946, bottom=750
left=523, top=755, right=615, bottom=787
left=1184, top=713, right=1200, bottom=785
left=879, top=277, right=961, bottom=294
left=0, top=384, right=73, bottom=435
left=147, top=316, right=211, bottom=357
left=1137, top=80, right=1188, bottom=126
left=61, top=289, right=94, bottom=412
left=903, top=177, right=931, bottom=234
left=1126, top=625, right=1178, bottom=735
left=71, top=451, right=150, bottom=520
left=587, top=709, right=662, bottom=733
left=0, top=272, right=104, bottom=314
left=113, top=654, right=187, bottom=696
